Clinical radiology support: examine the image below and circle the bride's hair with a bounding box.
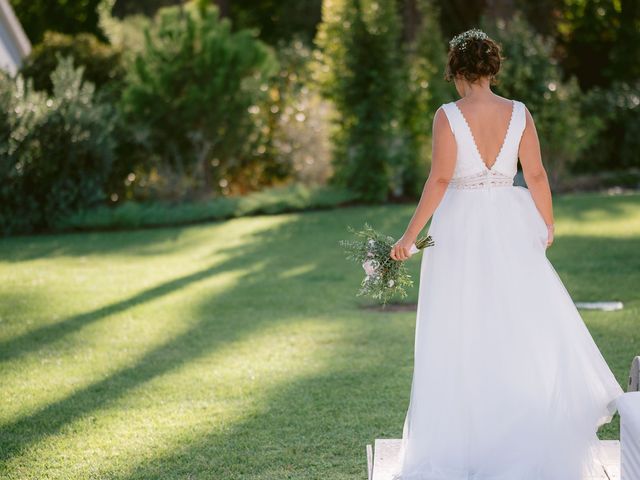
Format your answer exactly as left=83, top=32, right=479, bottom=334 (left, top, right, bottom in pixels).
left=444, top=28, right=503, bottom=85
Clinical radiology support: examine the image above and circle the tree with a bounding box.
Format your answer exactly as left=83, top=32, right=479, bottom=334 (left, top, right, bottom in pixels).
left=228, top=0, right=322, bottom=44
left=394, top=0, right=452, bottom=199
left=111, top=0, right=182, bottom=18
left=556, top=0, right=640, bottom=89
left=314, top=0, right=404, bottom=202
left=120, top=1, right=278, bottom=196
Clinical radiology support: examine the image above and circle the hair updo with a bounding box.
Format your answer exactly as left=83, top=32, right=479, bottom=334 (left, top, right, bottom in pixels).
left=444, top=28, right=503, bottom=85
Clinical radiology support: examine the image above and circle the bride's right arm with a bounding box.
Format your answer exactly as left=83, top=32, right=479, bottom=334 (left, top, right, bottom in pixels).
left=390, top=107, right=456, bottom=261
left=519, top=105, right=555, bottom=246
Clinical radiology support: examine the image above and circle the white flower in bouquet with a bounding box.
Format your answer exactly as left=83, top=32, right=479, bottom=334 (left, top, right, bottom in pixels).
left=362, top=259, right=378, bottom=276
left=339, top=223, right=434, bottom=306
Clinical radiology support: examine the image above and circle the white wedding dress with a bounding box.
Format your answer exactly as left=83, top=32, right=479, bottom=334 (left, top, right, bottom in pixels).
left=392, top=99, right=624, bottom=480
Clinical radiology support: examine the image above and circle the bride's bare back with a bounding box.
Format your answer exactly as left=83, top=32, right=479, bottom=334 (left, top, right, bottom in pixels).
left=453, top=96, right=515, bottom=170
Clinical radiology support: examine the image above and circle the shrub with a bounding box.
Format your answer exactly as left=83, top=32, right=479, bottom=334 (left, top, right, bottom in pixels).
left=0, top=56, right=117, bottom=235
left=55, top=184, right=360, bottom=232
left=120, top=0, right=278, bottom=198
left=20, top=31, right=125, bottom=95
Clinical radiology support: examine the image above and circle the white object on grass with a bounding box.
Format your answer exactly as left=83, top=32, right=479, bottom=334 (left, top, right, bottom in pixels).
left=575, top=301, right=624, bottom=311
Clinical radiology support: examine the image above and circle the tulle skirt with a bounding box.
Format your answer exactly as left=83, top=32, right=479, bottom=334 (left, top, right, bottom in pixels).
left=392, top=185, right=624, bottom=480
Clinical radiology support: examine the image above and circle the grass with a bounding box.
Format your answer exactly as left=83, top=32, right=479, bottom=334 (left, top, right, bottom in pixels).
left=0, top=191, right=639, bottom=479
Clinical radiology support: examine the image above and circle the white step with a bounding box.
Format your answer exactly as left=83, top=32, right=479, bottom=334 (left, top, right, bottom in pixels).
left=366, top=439, right=620, bottom=480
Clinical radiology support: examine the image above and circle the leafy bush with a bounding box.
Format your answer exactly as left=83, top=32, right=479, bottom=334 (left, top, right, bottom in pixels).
left=120, top=0, right=278, bottom=198
left=56, top=184, right=359, bottom=232
left=0, top=56, right=117, bottom=235
left=20, top=31, right=125, bottom=95
left=485, top=13, right=598, bottom=189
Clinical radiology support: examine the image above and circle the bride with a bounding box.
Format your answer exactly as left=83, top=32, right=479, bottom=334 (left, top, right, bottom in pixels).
left=388, top=28, right=624, bottom=480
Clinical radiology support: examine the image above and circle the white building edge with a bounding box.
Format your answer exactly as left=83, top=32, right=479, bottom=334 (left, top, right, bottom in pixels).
left=0, top=0, right=30, bottom=75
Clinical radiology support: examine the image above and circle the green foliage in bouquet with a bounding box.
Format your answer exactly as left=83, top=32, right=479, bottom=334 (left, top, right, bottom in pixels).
left=339, top=223, right=434, bottom=306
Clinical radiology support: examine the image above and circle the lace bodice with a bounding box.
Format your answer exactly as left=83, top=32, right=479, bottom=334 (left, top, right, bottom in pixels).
left=440, top=99, right=526, bottom=189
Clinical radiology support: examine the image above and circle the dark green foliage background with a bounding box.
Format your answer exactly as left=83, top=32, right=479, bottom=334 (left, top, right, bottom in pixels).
left=10, top=0, right=104, bottom=43
left=1, top=0, right=638, bottom=234
left=20, top=31, right=125, bottom=95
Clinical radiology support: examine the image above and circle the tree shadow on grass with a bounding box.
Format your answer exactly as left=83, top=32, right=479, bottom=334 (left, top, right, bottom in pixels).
left=110, top=328, right=407, bottom=480
left=0, top=260, right=251, bottom=364
left=0, top=207, right=375, bottom=363
left=0, top=212, right=362, bottom=464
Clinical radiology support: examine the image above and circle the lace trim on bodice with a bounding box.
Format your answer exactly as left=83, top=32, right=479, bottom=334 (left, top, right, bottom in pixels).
left=448, top=169, right=513, bottom=189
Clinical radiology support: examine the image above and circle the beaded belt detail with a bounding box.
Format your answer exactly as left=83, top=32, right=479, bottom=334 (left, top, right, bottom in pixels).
left=448, top=170, right=514, bottom=189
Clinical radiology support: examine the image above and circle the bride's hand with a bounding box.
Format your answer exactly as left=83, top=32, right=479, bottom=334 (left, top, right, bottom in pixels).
left=390, top=235, right=415, bottom=261
left=546, top=224, right=554, bottom=248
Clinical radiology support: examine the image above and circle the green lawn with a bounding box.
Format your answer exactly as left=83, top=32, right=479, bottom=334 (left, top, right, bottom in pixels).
left=1, top=192, right=639, bottom=480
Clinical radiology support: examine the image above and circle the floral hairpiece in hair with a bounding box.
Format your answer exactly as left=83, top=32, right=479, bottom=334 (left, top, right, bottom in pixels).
left=449, top=28, right=489, bottom=52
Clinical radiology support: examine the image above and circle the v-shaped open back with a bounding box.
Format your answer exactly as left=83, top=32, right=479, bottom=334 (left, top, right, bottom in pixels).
left=441, top=98, right=526, bottom=185
left=452, top=99, right=516, bottom=172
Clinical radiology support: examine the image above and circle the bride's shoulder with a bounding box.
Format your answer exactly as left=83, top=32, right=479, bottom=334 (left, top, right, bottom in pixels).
left=433, top=104, right=455, bottom=134
left=436, top=101, right=456, bottom=117
left=508, top=97, right=528, bottom=110
left=506, top=98, right=536, bottom=129
left=502, top=97, right=529, bottom=118
left=509, top=97, right=532, bottom=116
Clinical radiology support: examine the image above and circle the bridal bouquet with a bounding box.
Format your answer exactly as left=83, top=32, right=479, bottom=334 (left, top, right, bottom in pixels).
left=339, top=223, right=434, bottom=305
